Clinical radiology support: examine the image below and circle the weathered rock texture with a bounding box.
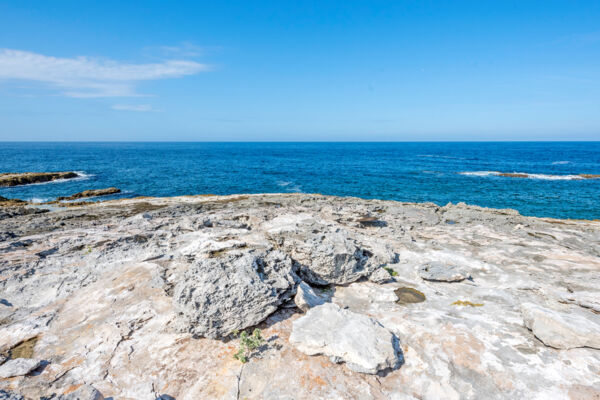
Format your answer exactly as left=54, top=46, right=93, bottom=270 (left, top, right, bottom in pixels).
left=290, top=303, right=401, bottom=374
left=0, top=172, right=78, bottom=187
left=0, top=193, right=599, bottom=399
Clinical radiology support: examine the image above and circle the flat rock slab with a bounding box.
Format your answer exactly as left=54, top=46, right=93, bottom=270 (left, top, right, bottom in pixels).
left=289, top=303, right=401, bottom=374
left=418, top=261, right=470, bottom=282
left=521, top=303, right=600, bottom=349
left=0, top=358, right=43, bottom=378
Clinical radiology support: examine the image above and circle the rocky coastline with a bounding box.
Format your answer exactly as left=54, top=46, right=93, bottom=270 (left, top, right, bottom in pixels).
left=0, top=193, right=599, bottom=399
left=0, top=172, right=79, bottom=187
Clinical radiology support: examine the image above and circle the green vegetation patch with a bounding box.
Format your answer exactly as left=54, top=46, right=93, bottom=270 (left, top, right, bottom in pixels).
left=452, top=300, right=484, bottom=307
left=233, top=329, right=264, bottom=363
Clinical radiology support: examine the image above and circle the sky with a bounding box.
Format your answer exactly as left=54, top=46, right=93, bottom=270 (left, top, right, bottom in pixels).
left=0, top=0, right=599, bottom=141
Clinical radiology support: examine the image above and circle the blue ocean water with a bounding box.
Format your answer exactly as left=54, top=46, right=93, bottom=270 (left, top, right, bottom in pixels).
left=1, top=142, right=599, bottom=220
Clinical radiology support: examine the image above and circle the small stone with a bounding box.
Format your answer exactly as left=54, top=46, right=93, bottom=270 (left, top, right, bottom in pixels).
left=418, top=261, right=469, bottom=282
left=289, top=303, right=401, bottom=374
left=521, top=303, right=600, bottom=349
left=294, top=281, right=326, bottom=312
left=0, top=358, right=43, bottom=378
left=369, top=268, right=393, bottom=284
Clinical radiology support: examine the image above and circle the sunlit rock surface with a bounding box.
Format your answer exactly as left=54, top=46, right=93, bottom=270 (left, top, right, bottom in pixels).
left=1, top=193, right=599, bottom=399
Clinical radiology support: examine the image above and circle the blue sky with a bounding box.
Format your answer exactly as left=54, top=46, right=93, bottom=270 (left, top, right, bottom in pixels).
left=0, top=1, right=599, bottom=141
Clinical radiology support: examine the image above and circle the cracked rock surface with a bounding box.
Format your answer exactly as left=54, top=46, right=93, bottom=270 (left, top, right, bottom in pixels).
left=0, top=193, right=599, bottom=399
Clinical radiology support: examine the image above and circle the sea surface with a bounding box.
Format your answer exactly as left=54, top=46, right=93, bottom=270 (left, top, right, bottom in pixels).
left=1, top=142, right=599, bottom=220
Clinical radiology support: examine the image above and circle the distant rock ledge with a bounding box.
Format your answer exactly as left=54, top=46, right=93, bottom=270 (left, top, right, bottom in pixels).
left=0, top=171, right=79, bottom=187
left=55, top=187, right=121, bottom=201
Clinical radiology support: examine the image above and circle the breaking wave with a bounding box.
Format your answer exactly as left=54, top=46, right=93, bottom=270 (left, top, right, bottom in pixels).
left=459, top=171, right=600, bottom=180
left=277, top=180, right=302, bottom=192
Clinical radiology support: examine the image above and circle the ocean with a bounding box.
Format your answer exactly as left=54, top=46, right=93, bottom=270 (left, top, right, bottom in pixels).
left=1, top=142, right=599, bottom=220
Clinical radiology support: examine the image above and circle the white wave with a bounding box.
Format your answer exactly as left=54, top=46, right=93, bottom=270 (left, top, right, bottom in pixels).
left=552, top=161, right=570, bottom=165
left=459, top=171, right=498, bottom=177
left=28, top=197, right=50, bottom=204
left=276, top=180, right=302, bottom=192
left=418, top=154, right=465, bottom=160
left=459, top=171, right=599, bottom=180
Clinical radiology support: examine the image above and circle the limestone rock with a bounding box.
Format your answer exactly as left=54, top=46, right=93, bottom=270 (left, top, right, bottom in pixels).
left=294, top=281, right=326, bottom=312
left=0, top=358, right=43, bottom=378
left=289, top=303, right=401, bottom=374
left=173, top=249, right=298, bottom=338
left=418, top=261, right=469, bottom=282
left=369, top=267, right=393, bottom=284
left=521, top=303, right=600, bottom=349
left=265, top=215, right=393, bottom=285
left=60, top=384, right=104, bottom=400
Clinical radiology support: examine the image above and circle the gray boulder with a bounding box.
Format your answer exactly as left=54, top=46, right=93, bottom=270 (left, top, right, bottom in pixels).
left=267, top=217, right=392, bottom=285
left=418, top=261, right=469, bottom=282
left=0, top=358, right=43, bottom=378
left=294, top=281, right=326, bottom=312
left=289, top=303, right=401, bottom=374
left=521, top=303, right=600, bottom=349
left=173, top=249, right=298, bottom=338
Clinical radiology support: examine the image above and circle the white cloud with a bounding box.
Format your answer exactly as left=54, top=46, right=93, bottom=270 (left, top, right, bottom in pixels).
left=0, top=48, right=209, bottom=97
left=111, top=104, right=160, bottom=112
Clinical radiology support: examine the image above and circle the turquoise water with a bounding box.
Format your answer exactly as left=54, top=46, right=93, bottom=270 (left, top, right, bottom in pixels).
left=1, top=142, right=599, bottom=219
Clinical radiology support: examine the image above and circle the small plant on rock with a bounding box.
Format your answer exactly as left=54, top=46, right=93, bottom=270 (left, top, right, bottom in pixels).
left=233, top=328, right=264, bottom=363
left=384, top=266, right=398, bottom=277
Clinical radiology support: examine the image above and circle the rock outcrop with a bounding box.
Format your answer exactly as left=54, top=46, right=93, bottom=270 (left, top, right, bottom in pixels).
left=0, top=193, right=599, bottom=399
left=173, top=249, right=298, bottom=338
left=289, top=303, right=401, bottom=374
left=56, top=187, right=121, bottom=201
left=0, top=172, right=78, bottom=187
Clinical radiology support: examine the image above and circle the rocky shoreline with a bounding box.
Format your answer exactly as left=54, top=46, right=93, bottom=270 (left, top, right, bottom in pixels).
left=0, top=172, right=79, bottom=187
left=0, top=193, right=599, bottom=399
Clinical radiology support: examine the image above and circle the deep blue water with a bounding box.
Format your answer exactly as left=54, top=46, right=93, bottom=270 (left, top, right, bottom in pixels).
left=1, top=142, right=599, bottom=220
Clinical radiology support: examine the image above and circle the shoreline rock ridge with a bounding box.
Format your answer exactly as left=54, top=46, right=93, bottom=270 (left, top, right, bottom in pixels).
left=0, top=193, right=599, bottom=399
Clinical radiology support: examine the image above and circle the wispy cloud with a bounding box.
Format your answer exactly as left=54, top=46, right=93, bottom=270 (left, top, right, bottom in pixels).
left=111, top=104, right=160, bottom=112
left=0, top=48, right=209, bottom=97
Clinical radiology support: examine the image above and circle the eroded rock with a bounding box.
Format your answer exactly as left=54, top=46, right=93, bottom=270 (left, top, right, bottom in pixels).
left=289, top=303, right=401, bottom=374
left=173, top=249, right=298, bottom=338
